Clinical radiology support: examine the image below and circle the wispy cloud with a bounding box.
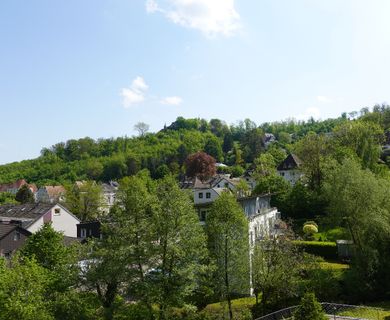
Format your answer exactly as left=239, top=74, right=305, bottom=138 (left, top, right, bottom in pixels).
left=160, top=96, right=183, bottom=105
left=145, top=0, right=241, bottom=37
left=121, top=76, right=148, bottom=108
left=120, top=76, right=183, bottom=108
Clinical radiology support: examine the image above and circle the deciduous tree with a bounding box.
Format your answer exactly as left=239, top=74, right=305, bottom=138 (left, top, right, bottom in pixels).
left=65, top=181, right=104, bottom=222
left=206, top=192, right=249, bottom=320
left=185, top=152, right=216, bottom=180
left=15, top=184, right=34, bottom=204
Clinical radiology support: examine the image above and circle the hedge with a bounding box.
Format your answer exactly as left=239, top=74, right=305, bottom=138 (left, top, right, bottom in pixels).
left=293, top=240, right=338, bottom=260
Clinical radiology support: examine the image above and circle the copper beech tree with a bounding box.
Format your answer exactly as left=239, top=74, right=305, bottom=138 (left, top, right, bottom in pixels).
left=185, top=151, right=216, bottom=181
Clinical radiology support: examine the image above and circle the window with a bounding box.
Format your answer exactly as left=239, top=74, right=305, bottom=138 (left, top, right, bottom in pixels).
left=250, top=231, right=254, bottom=245
left=198, top=192, right=203, bottom=199
left=206, top=192, right=211, bottom=199
left=54, top=208, right=61, bottom=215
left=224, top=182, right=229, bottom=188
left=80, top=228, right=87, bottom=238
left=13, top=231, right=21, bottom=241
left=199, top=210, right=207, bottom=222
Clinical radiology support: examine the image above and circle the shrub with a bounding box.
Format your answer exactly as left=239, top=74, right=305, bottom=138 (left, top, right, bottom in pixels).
left=303, top=221, right=318, bottom=240
left=293, top=292, right=327, bottom=320
left=293, top=241, right=337, bottom=260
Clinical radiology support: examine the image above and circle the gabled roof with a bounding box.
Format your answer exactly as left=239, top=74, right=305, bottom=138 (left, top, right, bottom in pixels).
left=0, top=203, right=80, bottom=229
left=0, top=179, right=37, bottom=193
left=277, top=154, right=302, bottom=171
left=41, top=186, right=66, bottom=197
left=192, top=174, right=239, bottom=189
left=0, top=223, right=31, bottom=240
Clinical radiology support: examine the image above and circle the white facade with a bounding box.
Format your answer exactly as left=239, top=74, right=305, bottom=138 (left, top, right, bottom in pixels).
left=278, top=169, right=303, bottom=185
left=27, top=204, right=80, bottom=237
left=240, top=195, right=280, bottom=244
left=193, top=188, right=222, bottom=205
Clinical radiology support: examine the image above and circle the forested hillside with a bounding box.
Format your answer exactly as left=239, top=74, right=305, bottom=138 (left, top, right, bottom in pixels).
left=1, top=105, right=390, bottom=186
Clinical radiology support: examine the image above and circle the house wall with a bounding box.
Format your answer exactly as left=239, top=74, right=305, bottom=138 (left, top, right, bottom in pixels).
left=278, top=169, right=303, bottom=185
left=28, top=205, right=79, bottom=237
left=248, top=208, right=279, bottom=245
left=194, top=189, right=220, bottom=205
left=0, top=229, right=30, bottom=257
left=35, top=188, right=49, bottom=203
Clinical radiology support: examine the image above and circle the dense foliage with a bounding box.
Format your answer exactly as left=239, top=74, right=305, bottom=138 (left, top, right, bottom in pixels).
left=2, top=105, right=390, bottom=318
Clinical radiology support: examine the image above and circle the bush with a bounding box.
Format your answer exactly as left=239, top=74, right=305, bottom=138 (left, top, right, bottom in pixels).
left=293, top=241, right=337, bottom=260
left=293, top=292, right=327, bottom=320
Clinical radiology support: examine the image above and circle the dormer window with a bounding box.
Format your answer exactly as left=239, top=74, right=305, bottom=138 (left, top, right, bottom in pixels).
left=198, top=192, right=203, bottom=199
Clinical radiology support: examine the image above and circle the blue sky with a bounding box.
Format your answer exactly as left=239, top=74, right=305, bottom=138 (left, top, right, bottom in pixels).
left=1, top=0, right=390, bottom=164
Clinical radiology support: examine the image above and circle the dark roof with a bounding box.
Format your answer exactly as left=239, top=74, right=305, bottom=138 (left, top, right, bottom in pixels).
left=0, top=203, right=55, bottom=228
left=101, top=181, right=118, bottom=193
left=63, top=236, right=82, bottom=246
left=0, top=223, right=31, bottom=240
left=277, top=154, right=302, bottom=171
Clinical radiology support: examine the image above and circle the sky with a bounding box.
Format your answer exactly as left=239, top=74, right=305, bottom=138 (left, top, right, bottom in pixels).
left=1, top=0, right=390, bottom=164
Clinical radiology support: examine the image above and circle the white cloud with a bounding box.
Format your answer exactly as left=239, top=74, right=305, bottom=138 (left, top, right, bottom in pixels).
left=146, top=0, right=159, bottom=13
left=121, top=76, right=149, bottom=108
left=296, top=107, right=321, bottom=120
left=145, top=0, right=241, bottom=37
left=160, top=96, right=183, bottom=105
left=317, top=95, right=333, bottom=103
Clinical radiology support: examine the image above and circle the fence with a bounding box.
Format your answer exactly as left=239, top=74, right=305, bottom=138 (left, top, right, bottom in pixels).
left=254, top=302, right=385, bottom=320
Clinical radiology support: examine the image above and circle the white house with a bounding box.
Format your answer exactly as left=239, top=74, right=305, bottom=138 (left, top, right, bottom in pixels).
left=238, top=194, right=281, bottom=244
left=101, top=181, right=119, bottom=214
left=0, top=203, right=80, bottom=237
left=277, top=154, right=304, bottom=185
left=36, top=186, right=66, bottom=203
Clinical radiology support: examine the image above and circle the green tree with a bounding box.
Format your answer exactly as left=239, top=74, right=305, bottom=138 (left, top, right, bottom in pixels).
left=111, top=176, right=157, bottom=316
left=241, top=128, right=265, bottom=163
left=333, top=120, right=384, bottom=169
left=15, top=184, right=34, bottom=204
left=294, top=132, right=329, bottom=191
left=253, top=154, right=291, bottom=203
left=21, top=223, right=78, bottom=292
left=151, top=176, right=207, bottom=319
left=21, top=223, right=72, bottom=271
left=206, top=192, right=249, bottom=320
left=65, top=181, right=104, bottom=222
left=204, top=135, right=223, bottom=162
left=0, top=257, right=53, bottom=320
left=293, top=292, right=327, bottom=320
left=0, top=192, right=17, bottom=204
left=223, top=132, right=234, bottom=153
left=251, top=239, right=302, bottom=316
left=324, top=158, right=390, bottom=299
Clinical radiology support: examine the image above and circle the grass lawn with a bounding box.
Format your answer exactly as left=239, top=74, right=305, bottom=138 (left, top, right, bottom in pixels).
left=203, top=297, right=256, bottom=318
left=339, top=306, right=390, bottom=319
